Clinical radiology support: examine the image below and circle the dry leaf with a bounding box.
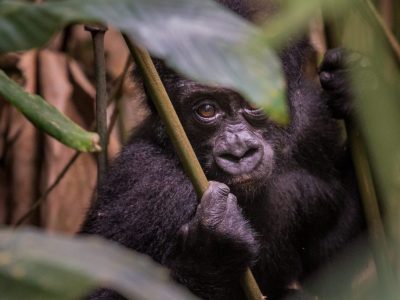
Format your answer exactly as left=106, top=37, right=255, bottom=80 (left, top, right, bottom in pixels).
left=1, top=50, right=42, bottom=225
left=39, top=50, right=97, bottom=234
left=68, top=59, right=96, bottom=99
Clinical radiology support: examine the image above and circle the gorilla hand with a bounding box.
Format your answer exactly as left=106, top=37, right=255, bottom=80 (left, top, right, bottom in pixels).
left=319, top=48, right=373, bottom=119
left=170, top=181, right=259, bottom=294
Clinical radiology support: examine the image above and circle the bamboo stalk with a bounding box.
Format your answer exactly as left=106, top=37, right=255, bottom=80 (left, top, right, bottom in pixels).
left=124, top=35, right=264, bottom=300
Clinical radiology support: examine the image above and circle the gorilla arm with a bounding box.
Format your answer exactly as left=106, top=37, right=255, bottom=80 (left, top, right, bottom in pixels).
left=81, top=140, right=258, bottom=299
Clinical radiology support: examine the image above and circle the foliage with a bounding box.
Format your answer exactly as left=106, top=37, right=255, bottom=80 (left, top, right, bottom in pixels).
left=0, top=0, right=287, bottom=123
left=0, top=0, right=399, bottom=299
left=0, top=228, right=197, bottom=300
left=0, top=70, right=100, bottom=152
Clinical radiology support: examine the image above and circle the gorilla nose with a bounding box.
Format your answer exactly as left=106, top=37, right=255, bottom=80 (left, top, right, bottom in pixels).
left=214, top=144, right=263, bottom=175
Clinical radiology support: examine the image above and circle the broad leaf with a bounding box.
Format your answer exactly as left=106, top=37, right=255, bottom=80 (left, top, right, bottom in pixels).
left=0, top=70, right=100, bottom=152
left=0, top=0, right=287, bottom=123
left=0, top=228, right=197, bottom=300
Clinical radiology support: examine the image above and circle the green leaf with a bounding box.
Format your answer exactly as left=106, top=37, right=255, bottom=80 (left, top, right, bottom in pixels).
left=0, top=228, right=197, bottom=300
left=0, top=0, right=287, bottom=123
left=0, top=70, right=100, bottom=152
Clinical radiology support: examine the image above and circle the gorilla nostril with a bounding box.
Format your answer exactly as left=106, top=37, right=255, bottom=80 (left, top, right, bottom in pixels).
left=243, top=148, right=258, bottom=159
left=219, top=148, right=259, bottom=163
left=220, top=153, right=240, bottom=163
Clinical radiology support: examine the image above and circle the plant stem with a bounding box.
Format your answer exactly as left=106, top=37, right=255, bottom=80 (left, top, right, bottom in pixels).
left=347, top=125, right=394, bottom=292
left=366, top=0, right=400, bottom=62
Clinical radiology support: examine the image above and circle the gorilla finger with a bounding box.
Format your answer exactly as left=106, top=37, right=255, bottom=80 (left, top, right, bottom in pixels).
left=319, top=48, right=346, bottom=72
left=225, top=193, right=239, bottom=214
left=178, top=221, right=211, bottom=249
left=209, top=181, right=230, bottom=196
left=220, top=194, right=241, bottom=228
left=320, top=69, right=350, bottom=93
left=201, top=181, right=230, bottom=207
left=196, top=182, right=232, bottom=228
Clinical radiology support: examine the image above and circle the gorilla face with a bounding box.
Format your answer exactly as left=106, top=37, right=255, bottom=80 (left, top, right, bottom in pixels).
left=168, top=78, right=276, bottom=192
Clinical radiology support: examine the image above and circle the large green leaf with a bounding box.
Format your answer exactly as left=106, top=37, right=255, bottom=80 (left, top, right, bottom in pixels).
left=0, top=228, right=197, bottom=300
left=0, top=0, right=287, bottom=123
left=0, top=70, right=100, bottom=152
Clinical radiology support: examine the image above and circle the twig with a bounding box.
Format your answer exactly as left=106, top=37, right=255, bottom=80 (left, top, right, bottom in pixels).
left=365, top=0, right=400, bottom=62
left=15, top=152, right=81, bottom=227
left=85, top=24, right=109, bottom=184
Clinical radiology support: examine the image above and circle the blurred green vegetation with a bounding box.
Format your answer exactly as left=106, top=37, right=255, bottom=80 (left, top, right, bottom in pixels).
left=0, top=0, right=399, bottom=299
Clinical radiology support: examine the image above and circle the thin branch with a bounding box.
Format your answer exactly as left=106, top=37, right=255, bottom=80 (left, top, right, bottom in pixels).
left=379, top=0, right=393, bottom=29
left=15, top=152, right=81, bottom=227
left=366, top=0, right=400, bottom=62
left=85, top=25, right=109, bottom=184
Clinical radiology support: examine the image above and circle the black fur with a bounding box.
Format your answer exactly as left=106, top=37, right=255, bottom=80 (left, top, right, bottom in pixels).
left=81, top=1, right=363, bottom=299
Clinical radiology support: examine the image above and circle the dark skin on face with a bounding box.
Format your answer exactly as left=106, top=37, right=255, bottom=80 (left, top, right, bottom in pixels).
left=172, top=79, right=276, bottom=191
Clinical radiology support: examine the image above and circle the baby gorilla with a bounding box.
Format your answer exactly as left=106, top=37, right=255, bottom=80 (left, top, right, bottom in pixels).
left=81, top=1, right=363, bottom=300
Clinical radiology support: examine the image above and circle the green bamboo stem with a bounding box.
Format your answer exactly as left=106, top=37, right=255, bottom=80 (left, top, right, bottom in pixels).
left=347, top=125, right=394, bottom=291
left=126, top=42, right=208, bottom=197
left=125, top=36, right=264, bottom=300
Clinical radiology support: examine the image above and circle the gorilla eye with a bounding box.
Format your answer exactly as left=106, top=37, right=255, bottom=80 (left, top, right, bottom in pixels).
left=243, top=102, right=267, bottom=121
left=196, top=103, right=217, bottom=119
